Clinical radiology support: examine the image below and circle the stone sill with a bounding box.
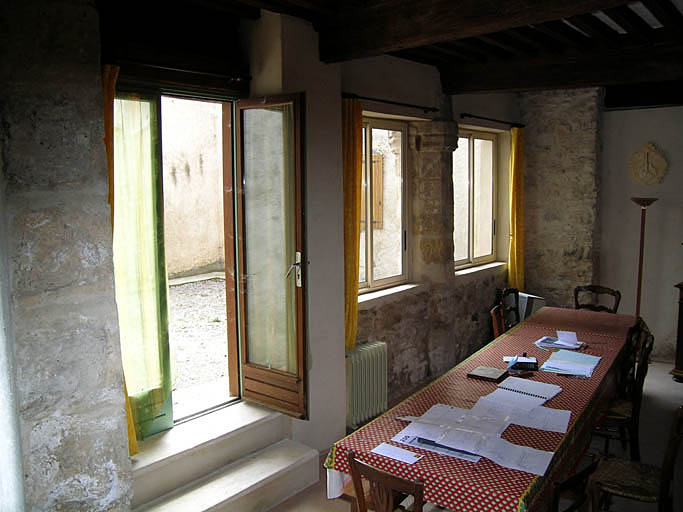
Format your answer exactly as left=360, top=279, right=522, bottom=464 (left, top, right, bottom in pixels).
left=454, top=261, right=507, bottom=283
left=131, top=401, right=281, bottom=474
left=358, top=283, right=424, bottom=309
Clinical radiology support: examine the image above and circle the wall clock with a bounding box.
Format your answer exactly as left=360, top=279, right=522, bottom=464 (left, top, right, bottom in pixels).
left=629, top=142, right=668, bottom=185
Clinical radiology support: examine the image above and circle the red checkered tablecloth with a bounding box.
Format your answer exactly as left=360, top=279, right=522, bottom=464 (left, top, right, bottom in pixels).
left=326, top=307, right=637, bottom=512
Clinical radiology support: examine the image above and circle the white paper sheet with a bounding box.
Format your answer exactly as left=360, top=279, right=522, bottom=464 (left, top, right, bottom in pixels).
left=472, top=396, right=571, bottom=433
left=484, top=388, right=547, bottom=411
left=498, top=376, right=563, bottom=401
left=429, top=428, right=554, bottom=475
left=392, top=433, right=481, bottom=462
left=370, top=443, right=424, bottom=464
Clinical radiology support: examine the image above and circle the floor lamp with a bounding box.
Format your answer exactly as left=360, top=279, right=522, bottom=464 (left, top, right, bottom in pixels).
left=631, top=197, right=658, bottom=318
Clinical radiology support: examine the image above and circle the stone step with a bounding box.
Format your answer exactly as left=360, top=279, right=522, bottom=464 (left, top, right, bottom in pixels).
left=136, top=439, right=319, bottom=512
left=132, top=402, right=289, bottom=508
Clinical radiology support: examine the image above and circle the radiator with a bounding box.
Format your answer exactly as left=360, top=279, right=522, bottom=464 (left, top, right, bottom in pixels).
left=346, top=341, right=388, bottom=429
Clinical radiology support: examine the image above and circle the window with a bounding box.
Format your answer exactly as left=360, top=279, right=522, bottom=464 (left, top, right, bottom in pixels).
left=359, top=118, right=408, bottom=291
left=453, top=129, right=497, bottom=268
left=114, top=91, right=308, bottom=442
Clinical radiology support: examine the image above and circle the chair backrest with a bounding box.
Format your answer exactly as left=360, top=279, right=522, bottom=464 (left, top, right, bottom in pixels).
left=619, top=319, right=649, bottom=400
left=551, top=458, right=599, bottom=512
left=501, top=288, right=521, bottom=329
left=491, top=304, right=505, bottom=339
left=630, top=333, right=654, bottom=424
left=659, top=406, right=683, bottom=510
left=347, top=450, right=424, bottom=512
left=573, top=285, right=621, bottom=313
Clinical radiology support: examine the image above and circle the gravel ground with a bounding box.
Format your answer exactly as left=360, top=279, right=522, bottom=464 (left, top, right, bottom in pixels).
left=168, top=278, right=230, bottom=415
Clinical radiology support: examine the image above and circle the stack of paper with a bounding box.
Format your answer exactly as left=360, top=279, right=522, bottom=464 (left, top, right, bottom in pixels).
left=535, top=330, right=584, bottom=350
left=540, top=349, right=601, bottom=377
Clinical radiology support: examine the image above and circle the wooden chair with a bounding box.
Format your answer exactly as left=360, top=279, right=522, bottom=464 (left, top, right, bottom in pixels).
left=593, top=332, right=654, bottom=461
left=551, top=457, right=599, bottom=512
left=346, top=450, right=425, bottom=512
left=589, top=405, right=683, bottom=512
left=490, top=303, right=505, bottom=339
left=573, top=285, right=621, bottom=314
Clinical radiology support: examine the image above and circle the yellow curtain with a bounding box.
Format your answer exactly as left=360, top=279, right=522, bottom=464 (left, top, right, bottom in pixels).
left=103, top=64, right=139, bottom=456
left=343, top=99, right=363, bottom=350
left=507, top=127, right=525, bottom=291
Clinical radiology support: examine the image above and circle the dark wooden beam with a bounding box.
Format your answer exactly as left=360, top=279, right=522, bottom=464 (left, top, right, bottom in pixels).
left=602, top=5, right=654, bottom=39
left=640, top=0, right=683, bottom=30
left=441, top=40, right=683, bottom=93
left=566, top=13, right=621, bottom=46
left=319, top=0, right=631, bottom=62
left=477, top=33, right=533, bottom=58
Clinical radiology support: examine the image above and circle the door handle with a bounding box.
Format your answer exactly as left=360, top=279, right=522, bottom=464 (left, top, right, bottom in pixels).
left=285, top=251, right=303, bottom=288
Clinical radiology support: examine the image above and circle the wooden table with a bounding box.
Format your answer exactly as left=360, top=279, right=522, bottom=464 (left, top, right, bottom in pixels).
left=325, top=307, right=636, bottom=512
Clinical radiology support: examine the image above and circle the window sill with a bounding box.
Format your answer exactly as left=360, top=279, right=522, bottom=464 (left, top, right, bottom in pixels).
left=358, top=283, right=424, bottom=309
left=454, top=261, right=507, bottom=282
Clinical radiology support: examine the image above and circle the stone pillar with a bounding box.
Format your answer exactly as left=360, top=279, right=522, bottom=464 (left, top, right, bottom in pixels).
left=0, top=1, right=131, bottom=509
left=409, top=120, right=459, bottom=284
left=519, top=89, right=601, bottom=306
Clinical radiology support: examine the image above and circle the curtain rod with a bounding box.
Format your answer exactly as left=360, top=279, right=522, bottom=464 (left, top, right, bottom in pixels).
left=342, top=92, right=439, bottom=113
left=460, top=112, right=524, bottom=128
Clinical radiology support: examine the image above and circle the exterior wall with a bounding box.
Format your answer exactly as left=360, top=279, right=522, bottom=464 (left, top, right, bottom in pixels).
left=0, top=1, right=131, bottom=509
left=161, top=97, right=225, bottom=278
left=600, top=106, right=683, bottom=359
left=519, top=89, right=602, bottom=306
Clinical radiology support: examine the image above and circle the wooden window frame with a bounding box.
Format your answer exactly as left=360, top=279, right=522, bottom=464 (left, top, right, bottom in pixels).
left=235, top=93, right=307, bottom=419
left=359, top=118, right=409, bottom=293
left=453, top=129, right=498, bottom=270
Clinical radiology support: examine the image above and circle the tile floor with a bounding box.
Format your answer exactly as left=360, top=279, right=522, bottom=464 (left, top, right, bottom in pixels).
left=272, top=361, right=683, bottom=511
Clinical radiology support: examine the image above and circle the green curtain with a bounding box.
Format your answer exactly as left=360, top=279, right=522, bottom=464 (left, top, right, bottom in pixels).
left=113, top=94, right=173, bottom=440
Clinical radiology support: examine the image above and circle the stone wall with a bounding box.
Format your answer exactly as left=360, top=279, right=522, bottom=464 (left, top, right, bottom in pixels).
left=0, top=1, right=131, bottom=509
left=519, top=89, right=601, bottom=306
left=358, top=267, right=506, bottom=404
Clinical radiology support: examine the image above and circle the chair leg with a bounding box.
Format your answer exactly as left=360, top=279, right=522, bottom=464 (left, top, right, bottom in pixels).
left=618, top=426, right=628, bottom=451
left=629, top=424, right=641, bottom=462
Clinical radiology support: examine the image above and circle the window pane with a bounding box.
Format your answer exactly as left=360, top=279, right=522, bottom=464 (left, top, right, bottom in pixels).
left=371, top=128, right=402, bottom=281
left=359, top=127, right=367, bottom=284
left=242, top=105, right=297, bottom=374
left=453, top=137, right=470, bottom=262
left=473, top=138, right=494, bottom=259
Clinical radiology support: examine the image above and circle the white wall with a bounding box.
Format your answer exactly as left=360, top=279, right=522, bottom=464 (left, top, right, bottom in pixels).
left=342, top=55, right=444, bottom=119
left=245, top=12, right=347, bottom=453
left=600, top=106, right=683, bottom=359
left=280, top=15, right=347, bottom=452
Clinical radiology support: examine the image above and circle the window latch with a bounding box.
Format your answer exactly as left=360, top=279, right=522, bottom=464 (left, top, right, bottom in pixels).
left=286, top=251, right=303, bottom=288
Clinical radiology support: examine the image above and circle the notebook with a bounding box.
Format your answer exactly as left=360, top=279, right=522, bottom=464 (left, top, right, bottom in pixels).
left=497, top=376, right=562, bottom=401
left=467, top=366, right=509, bottom=383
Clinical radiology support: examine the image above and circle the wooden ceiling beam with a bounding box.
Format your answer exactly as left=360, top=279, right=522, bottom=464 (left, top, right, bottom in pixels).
left=318, top=0, right=632, bottom=62
left=477, top=33, right=534, bottom=58
left=602, top=5, right=654, bottom=38
left=440, top=40, right=683, bottom=93
left=640, top=0, right=683, bottom=30
left=566, top=13, right=621, bottom=46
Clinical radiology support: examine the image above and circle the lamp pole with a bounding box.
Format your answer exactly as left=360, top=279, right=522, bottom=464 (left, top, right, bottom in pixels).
left=631, top=197, right=658, bottom=318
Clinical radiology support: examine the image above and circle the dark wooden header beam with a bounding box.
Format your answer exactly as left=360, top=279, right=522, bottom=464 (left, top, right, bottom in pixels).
left=440, top=41, right=683, bottom=93
left=319, top=0, right=632, bottom=62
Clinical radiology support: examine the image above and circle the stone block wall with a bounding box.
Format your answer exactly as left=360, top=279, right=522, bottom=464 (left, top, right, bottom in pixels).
left=519, top=89, right=601, bottom=306
left=0, top=1, right=131, bottom=509
left=357, top=266, right=506, bottom=404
